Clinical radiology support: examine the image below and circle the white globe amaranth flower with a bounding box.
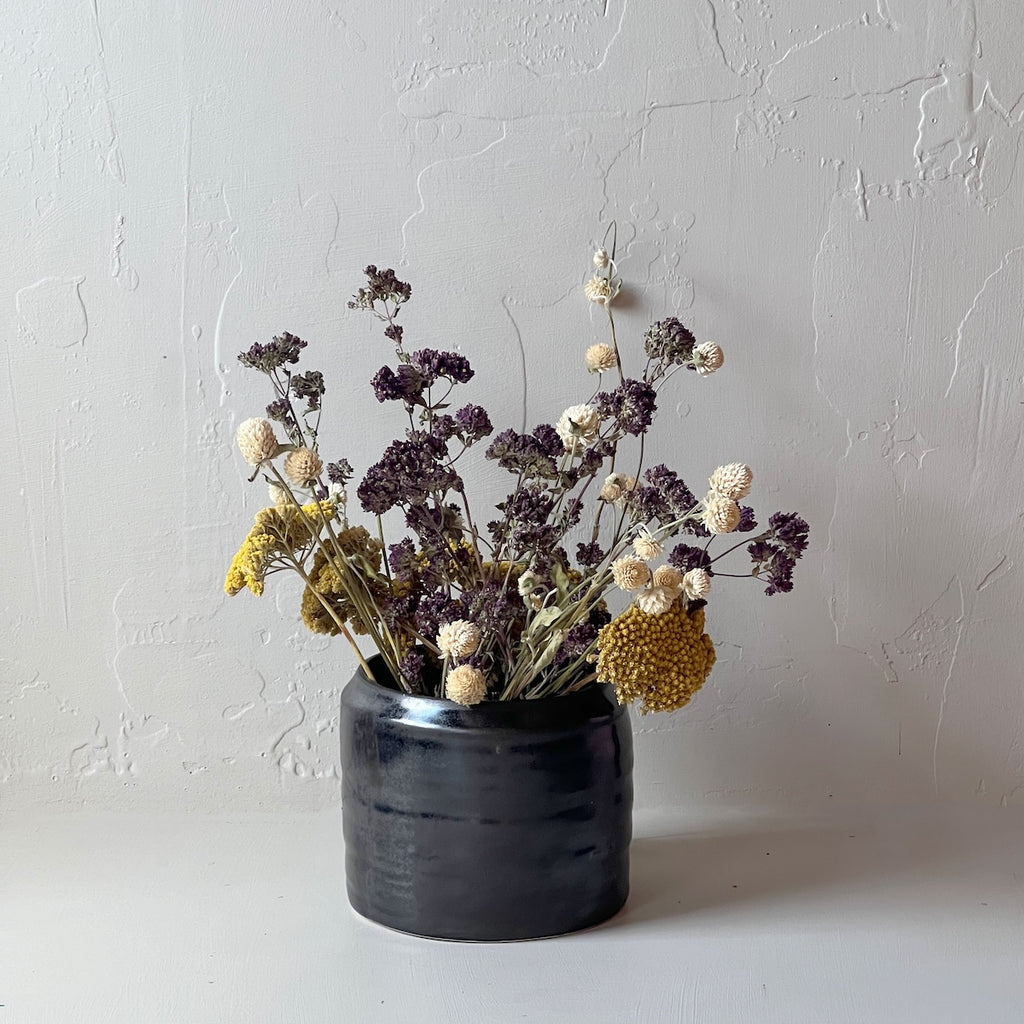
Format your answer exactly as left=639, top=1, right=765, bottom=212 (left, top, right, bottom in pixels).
left=236, top=418, right=280, bottom=466
left=268, top=482, right=291, bottom=507
left=445, top=665, right=488, bottom=706
left=283, top=447, right=323, bottom=485
left=611, top=555, right=651, bottom=592
left=599, top=473, right=636, bottom=506
left=652, top=565, right=684, bottom=592
left=693, top=341, right=724, bottom=375
left=682, top=568, right=712, bottom=600
left=583, top=275, right=619, bottom=306
left=593, top=247, right=610, bottom=269
left=585, top=343, right=618, bottom=374
left=709, top=462, right=753, bottom=500
left=701, top=490, right=741, bottom=534
left=636, top=586, right=676, bottom=616
left=556, top=404, right=601, bottom=450
left=437, top=620, right=482, bottom=660
left=632, top=527, right=664, bottom=562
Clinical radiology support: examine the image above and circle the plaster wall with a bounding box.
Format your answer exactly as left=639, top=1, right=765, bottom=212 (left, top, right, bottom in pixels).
left=2, top=0, right=1023, bottom=814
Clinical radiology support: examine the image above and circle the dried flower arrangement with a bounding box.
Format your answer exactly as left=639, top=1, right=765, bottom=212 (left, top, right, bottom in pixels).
left=225, top=234, right=808, bottom=713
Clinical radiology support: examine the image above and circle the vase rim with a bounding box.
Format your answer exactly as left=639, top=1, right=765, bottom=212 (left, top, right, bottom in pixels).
left=351, top=652, right=623, bottom=727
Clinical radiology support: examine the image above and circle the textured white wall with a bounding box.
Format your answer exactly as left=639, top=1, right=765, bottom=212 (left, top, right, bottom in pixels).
left=2, top=0, right=1023, bottom=814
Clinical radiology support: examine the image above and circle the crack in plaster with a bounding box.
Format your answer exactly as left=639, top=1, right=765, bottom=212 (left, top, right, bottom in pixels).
left=945, top=247, right=1024, bottom=399
left=400, top=121, right=508, bottom=264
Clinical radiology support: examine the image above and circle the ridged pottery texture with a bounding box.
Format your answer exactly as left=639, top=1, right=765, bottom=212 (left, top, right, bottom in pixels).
left=340, top=656, right=633, bottom=941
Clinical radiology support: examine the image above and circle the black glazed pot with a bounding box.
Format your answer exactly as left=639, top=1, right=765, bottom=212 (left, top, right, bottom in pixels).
left=340, top=655, right=633, bottom=941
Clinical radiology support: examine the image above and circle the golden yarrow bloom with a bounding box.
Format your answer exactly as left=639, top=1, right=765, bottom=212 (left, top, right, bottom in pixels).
left=597, top=599, right=716, bottom=714
left=445, top=665, right=488, bottom=706
left=701, top=491, right=741, bottom=534
left=586, top=343, right=618, bottom=374
left=611, top=555, right=650, bottom=592
left=284, top=447, right=323, bottom=485
left=709, top=462, right=753, bottom=500
left=225, top=500, right=338, bottom=597
left=437, top=620, right=482, bottom=659
left=236, top=418, right=280, bottom=465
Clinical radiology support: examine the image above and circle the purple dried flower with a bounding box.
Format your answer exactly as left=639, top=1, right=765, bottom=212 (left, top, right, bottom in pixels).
left=265, top=398, right=290, bottom=423
left=238, top=332, right=307, bottom=373
left=326, top=459, right=353, bottom=485
left=485, top=427, right=561, bottom=480
left=747, top=512, right=809, bottom=595
left=357, top=436, right=460, bottom=515
left=398, top=648, right=425, bottom=690
left=594, top=379, right=657, bottom=436
left=643, top=318, right=695, bottom=365
left=668, top=543, right=713, bottom=573
left=410, top=349, right=474, bottom=386
left=576, top=541, right=605, bottom=569
left=371, top=364, right=426, bottom=404
left=737, top=505, right=757, bottom=533
left=348, top=266, right=411, bottom=310
left=454, top=404, right=493, bottom=443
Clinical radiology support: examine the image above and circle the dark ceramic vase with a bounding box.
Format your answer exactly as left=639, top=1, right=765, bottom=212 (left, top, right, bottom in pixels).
left=340, top=655, right=633, bottom=941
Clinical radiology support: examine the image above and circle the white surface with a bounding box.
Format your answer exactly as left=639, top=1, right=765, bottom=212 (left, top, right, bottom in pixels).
left=2, top=3, right=1024, bottom=818
left=3, top=805, right=1024, bottom=1023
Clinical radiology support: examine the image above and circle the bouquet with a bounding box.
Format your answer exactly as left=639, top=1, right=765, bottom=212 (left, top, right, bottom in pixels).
left=225, top=234, right=808, bottom=713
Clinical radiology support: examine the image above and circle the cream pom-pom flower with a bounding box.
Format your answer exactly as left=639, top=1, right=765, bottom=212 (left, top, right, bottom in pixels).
left=593, top=247, right=610, bottom=269
left=693, top=341, right=724, bottom=375
left=702, top=491, right=741, bottom=534
left=586, top=343, right=618, bottom=374
left=583, top=275, right=619, bottom=306
left=652, top=565, right=684, bottom=592
left=445, top=665, right=488, bottom=706
left=636, top=586, right=677, bottom=616
left=437, top=620, right=482, bottom=660
left=632, top=527, right=664, bottom=562
left=556, top=404, right=601, bottom=450
left=682, top=568, right=712, bottom=600
left=599, top=473, right=636, bottom=505
left=268, top=482, right=292, bottom=507
left=709, top=462, right=753, bottom=501
left=283, top=447, right=323, bottom=485
left=611, top=555, right=651, bottom=592
left=236, top=418, right=281, bottom=466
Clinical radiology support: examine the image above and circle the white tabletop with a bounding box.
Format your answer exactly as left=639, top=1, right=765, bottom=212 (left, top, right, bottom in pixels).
left=2, top=804, right=1022, bottom=1023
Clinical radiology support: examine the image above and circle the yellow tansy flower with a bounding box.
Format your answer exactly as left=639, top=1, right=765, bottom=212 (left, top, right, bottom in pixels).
left=596, top=599, right=716, bottom=714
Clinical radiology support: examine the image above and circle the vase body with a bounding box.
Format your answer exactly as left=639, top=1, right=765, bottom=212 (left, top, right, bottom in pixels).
left=340, top=656, right=633, bottom=941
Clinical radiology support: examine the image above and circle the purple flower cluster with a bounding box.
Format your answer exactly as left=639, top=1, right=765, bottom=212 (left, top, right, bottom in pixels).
left=643, top=318, right=695, bottom=365
left=576, top=541, right=605, bottom=569
left=238, top=332, right=307, bottom=373
left=668, top=543, right=713, bottom=574
left=594, top=379, right=658, bottom=436
left=348, top=266, right=411, bottom=311
left=486, top=425, right=564, bottom=480
left=747, top=512, right=810, bottom=595
left=488, top=484, right=559, bottom=556
left=371, top=350, right=475, bottom=406
left=357, top=435, right=461, bottom=515
left=326, top=459, right=354, bottom=485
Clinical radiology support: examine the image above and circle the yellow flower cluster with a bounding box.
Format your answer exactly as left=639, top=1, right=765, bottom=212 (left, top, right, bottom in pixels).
left=224, top=501, right=337, bottom=597
left=596, top=598, right=716, bottom=714
left=300, top=526, right=384, bottom=635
